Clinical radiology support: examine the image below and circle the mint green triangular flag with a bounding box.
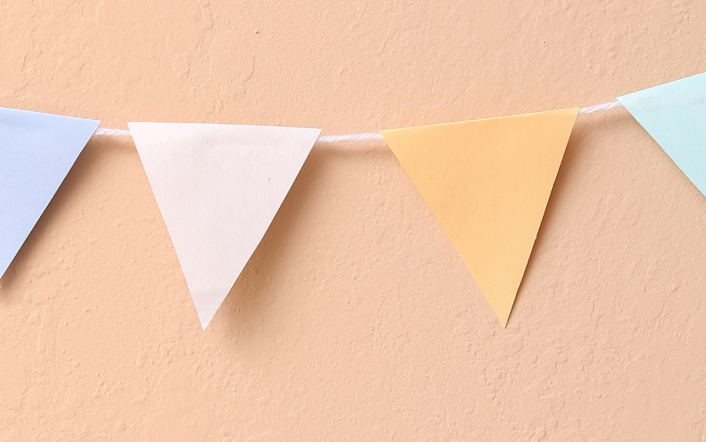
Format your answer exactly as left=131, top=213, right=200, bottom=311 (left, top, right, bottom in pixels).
left=618, top=72, right=706, bottom=197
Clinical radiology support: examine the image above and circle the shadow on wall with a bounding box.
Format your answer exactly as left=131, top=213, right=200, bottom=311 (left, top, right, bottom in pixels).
left=217, top=143, right=334, bottom=341
left=218, top=139, right=397, bottom=341
left=498, top=110, right=638, bottom=322
left=0, top=135, right=133, bottom=300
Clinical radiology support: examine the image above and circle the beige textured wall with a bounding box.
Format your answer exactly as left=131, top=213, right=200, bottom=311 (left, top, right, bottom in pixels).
left=2, top=0, right=706, bottom=440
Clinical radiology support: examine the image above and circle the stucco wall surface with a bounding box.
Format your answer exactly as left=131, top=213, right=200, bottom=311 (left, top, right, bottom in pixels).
left=1, top=0, right=706, bottom=440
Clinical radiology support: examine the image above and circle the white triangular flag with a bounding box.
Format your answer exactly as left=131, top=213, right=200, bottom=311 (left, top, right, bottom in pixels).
left=128, top=123, right=321, bottom=329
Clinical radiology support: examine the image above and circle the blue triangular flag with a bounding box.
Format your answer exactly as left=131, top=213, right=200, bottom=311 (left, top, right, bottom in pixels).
left=0, top=107, right=99, bottom=278
left=617, top=72, right=706, bottom=197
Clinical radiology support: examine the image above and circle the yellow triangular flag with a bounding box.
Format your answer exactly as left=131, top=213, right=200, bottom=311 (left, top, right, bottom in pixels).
left=380, top=108, right=578, bottom=326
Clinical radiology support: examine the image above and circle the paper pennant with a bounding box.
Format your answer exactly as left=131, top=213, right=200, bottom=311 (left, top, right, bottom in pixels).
left=380, top=109, right=578, bottom=326
left=128, top=123, right=321, bottom=329
left=617, top=72, right=706, bottom=197
left=0, top=107, right=99, bottom=279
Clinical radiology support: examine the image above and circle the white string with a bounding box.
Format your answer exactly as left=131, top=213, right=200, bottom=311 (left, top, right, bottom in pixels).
left=317, top=132, right=383, bottom=142
left=92, top=100, right=624, bottom=142
left=94, top=127, right=132, bottom=137
left=577, top=100, right=623, bottom=114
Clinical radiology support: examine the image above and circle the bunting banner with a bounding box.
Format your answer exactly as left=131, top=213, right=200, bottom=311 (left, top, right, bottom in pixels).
left=2, top=71, right=706, bottom=329
left=617, top=72, right=706, bottom=197
left=0, top=107, right=99, bottom=278
left=128, top=123, right=321, bottom=329
left=381, top=109, right=578, bottom=326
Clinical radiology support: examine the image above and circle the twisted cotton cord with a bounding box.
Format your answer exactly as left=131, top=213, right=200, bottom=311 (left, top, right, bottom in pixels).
left=317, top=132, right=383, bottom=142
left=94, top=127, right=132, bottom=137
left=92, top=100, right=624, bottom=142
left=578, top=100, right=623, bottom=114
left=92, top=127, right=385, bottom=142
